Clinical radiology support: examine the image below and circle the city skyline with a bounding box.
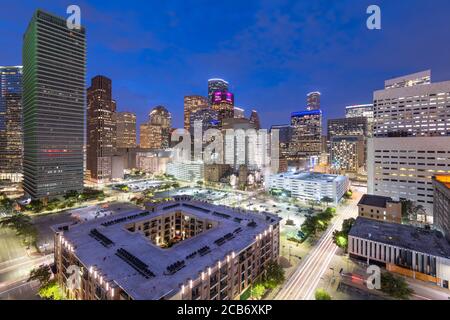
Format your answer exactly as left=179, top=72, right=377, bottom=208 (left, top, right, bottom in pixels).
left=2, top=1, right=450, bottom=131
left=1, top=1, right=450, bottom=304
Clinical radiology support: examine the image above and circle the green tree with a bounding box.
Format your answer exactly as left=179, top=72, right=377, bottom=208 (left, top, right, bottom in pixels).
left=315, top=288, right=332, bottom=300
left=64, top=190, right=79, bottom=200
left=250, top=283, right=266, bottom=300
left=0, top=193, right=14, bottom=213
left=321, top=196, right=333, bottom=207
left=28, top=264, right=52, bottom=286
left=264, top=261, right=285, bottom=289
left=301, top=216, right=318, bottom=236
left=332, top=218, right=355, bottom=250
left=39, top=280, right=65, bottom=300
left=0, top=214, right=37, bottom=246
left=380, top=272, right=414, bottom=300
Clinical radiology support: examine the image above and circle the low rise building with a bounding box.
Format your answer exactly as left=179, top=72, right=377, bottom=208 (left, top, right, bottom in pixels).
left=433, top=175, right=450, bottom=241
left=52, top=197, right=281, bottom=300
left=136, top=150, right=171, bottom=175
left=166, top=161, right=204, bottom=182
left=265, top=171, right=350, bottom=204
left=358, top=194, right=402, bottom=224
left=204, top=164, right=231, bottom=183
left=348, top=217, right=450, bottom=291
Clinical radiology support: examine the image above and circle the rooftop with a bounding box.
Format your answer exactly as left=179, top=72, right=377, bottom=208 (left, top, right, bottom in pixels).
left=434, top=175, right=450, bottom=190
left=291, top=109, right=322, bottom=117
left=270, top=171, right=346, bottom=183
left=349, top=217, right=450, bottom=259
left=358, top=194, right=398, bottom=208
left=52, top=198, right=280, bottom=300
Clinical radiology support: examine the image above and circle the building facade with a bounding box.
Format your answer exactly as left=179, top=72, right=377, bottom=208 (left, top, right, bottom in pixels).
left=307, top=91, right=321, bottom=111
left=368, top=71, right=450, bottom=219
left=184, top=95, right=208, bottom=131
left=330, top=135, right=365, bottom=173
left=211, top=91, right=234, bottom=124
left=348, top=217, right=450, bottom=291
left=23, top=10, right=85, bottom=198
left=327, top=117, right=369, bottom=141
left=357, top=194, right=402, bottom=224
left=0, top=66, right=23, bottom=182
left=87, top=76, right=117, bottom=183
left=166, top=161, right=204, bottom=182
left=189, top=108, right=219, bottom=136
left=208, top=78, right=229, bottom=104
left=114, top=112, right=137, bottom=149
left=432, top=175, right=450, bottom=241
left=290, top=110, right=322, bottom=159
left=52, top=197, right=281, bottom=300
left=136, top=150, right=171, bottom=175
left=249, top=110, right=261, bottom=130
left=368, top=136, right=450, bottom=219
left=345, top=104, right=374, bottom=137
left=140, top=123, right=162, bottom=150
left=265, top=171, right=349, bottom=204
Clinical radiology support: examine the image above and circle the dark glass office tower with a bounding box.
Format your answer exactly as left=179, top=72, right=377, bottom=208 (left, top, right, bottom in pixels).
left=0, top=66, right=23, bottom=182
left=22, top=10, right=86, bottom=199
left=208, top=78, right=229, bottom=104
left=87, top=76, right=116, bottom=183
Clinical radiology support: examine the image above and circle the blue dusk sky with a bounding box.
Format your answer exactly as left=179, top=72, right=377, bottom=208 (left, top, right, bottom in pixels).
left=1, top=0, right=450, bottom=131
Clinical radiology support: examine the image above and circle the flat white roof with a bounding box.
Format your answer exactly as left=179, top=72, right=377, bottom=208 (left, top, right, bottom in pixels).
left=53, top=199, right=280, bottom=300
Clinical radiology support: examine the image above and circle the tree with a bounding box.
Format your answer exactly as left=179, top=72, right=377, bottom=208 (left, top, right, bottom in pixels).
left=0, top=193, right=14, bottom=213
left=301, top=216, right=318, bottom=236
left=0, top=213, right=37, bottom=246
left=341, top=218, right=356, bottom=234
left=250, top=283, right=266, bottom=300
left=64, top=190, right=79, bottom=200
left=344, top=190, right=353, bottom=199
left=28, top=264, right=52, bottom=286
left=401, top=200, right=426, bottom=223
left=264, top=261, right=285, bottom=289
left=380, top=272, right=414, bottom=300
left=332, top=218, right=355, bottom=250
left=315, top=288, right=332, bottom=300
left=39, top=280, right=65, bottom=300
left=321, top=196, right=333, bottom=207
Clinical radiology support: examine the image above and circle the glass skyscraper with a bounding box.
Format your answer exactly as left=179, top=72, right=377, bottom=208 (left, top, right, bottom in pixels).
left=0, top=66, right=23, bottom=182
left=208, top=78, right=229, bottom=104
left=22, top=10, right=86, bottom=199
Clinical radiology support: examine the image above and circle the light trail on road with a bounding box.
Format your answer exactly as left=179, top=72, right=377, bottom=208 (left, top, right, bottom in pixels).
left=275, top=193, right=360, bottom=300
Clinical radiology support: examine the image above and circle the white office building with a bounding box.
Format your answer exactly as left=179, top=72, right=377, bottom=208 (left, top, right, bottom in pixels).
left=368, top=71, right=450, bottom=220
left=166, top=161, right=204, bottom=182
left=367, top=136, right=450, bottom=220
left=265, top=171, right=350, bottom=204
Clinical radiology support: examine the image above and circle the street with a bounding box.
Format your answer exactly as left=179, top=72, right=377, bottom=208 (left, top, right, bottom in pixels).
left=275, top=189, right=362, bottom=300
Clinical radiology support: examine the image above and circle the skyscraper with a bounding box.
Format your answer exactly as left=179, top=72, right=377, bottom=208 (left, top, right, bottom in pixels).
left=345, top=104, right=374, bottom=137
left=234, top=107, right=245, bottom=119
left=327, top=117, right=369, bottom=141
left=290, top=110, right=322, bottom=158
left=249, top=110, right=261, bottom=130
left=140, top=123, right=162, bottom=150
left=23, top=10, right=86, bottom=199
left=211, top=91, right=234, bottom=123
left=189, top=108, right=219, bottom=136
left=87, top=76, right=116, bottom=183
left=115, top=112, right=137, bottom=149
left=208, top=78, right=229, bottom=104
left=184, top=95, right=208, bottom=131
left=307, top=92, right=321, bottom=111
left=140, top=106, right=172, bottom=150
left=0, top=66, right=23, bottom=182
left=150, top=106, right=171, bottom=149
left=368, top=70, right=450, bottom=220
